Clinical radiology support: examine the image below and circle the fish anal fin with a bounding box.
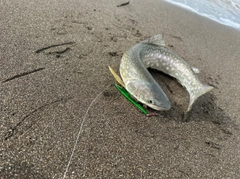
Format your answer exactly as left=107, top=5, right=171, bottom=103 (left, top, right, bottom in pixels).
left=109, top=66, right=125, bottom=88
left=188, top=85, right=214, bottom=112
left=143, top=34, right=166, bottom=47
left=191, top=66, right=200, bottom=74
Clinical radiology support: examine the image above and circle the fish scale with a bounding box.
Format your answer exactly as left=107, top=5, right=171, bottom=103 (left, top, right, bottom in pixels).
left=120, top=34, right=213, bottom=112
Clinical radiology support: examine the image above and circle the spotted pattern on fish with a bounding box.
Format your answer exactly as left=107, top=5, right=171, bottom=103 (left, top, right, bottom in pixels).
left=120, top=44, right=171, bottom=111
left=120, top=34, right=213, bottom=111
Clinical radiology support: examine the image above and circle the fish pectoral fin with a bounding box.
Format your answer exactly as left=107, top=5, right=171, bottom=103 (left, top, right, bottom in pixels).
left=109, top=66, right=125, bottom=88
left=142, top=34, right=166, bottom=47
left=191, top=66, right=200, bottom=74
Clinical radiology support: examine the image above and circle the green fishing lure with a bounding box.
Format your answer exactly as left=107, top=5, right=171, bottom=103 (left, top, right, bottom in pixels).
left=114, top=83, right=148, bottom=115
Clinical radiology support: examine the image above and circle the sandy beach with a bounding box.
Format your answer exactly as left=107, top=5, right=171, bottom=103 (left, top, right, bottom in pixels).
left=1, top=0, right=240, bottom=178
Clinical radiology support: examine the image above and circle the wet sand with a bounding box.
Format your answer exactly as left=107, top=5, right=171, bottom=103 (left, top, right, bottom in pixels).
left=1, top=0, right=240, bottom=178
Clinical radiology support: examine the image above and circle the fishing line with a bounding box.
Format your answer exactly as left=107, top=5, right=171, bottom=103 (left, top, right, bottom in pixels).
left=62, top=84, right=111, bottom=179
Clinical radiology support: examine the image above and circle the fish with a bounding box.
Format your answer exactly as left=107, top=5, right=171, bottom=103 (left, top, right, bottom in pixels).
left=120, top=34, right=213, bottom=112
left=119, top=36, right=171, bottom=111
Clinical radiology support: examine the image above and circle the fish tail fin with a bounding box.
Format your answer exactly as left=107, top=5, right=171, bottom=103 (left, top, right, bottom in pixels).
left=188, top=84, right=214, bottom=112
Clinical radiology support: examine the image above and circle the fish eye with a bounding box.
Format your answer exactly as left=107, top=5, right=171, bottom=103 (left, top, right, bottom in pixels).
left=149, top=100, right=153, bottom=104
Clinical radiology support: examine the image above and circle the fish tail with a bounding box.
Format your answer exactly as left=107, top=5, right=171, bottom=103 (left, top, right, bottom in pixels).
left=188, top=84, right=214, bottom=112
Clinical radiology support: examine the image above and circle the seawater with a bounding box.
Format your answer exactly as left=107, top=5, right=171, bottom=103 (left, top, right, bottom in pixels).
left=164, top=0, right=240, bottom=30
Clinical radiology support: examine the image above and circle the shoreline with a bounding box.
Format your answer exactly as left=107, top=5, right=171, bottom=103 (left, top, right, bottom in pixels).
left=163, top=0, right=240, bottom=30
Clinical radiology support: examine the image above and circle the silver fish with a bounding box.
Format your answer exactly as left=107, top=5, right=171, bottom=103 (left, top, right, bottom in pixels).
left=120, top=34, right=213, bottom=112
left=119, top=37, right=171, bottom=111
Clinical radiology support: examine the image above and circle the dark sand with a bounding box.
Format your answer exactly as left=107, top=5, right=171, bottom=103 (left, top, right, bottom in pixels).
left=1, top=0, right=240, bottom=178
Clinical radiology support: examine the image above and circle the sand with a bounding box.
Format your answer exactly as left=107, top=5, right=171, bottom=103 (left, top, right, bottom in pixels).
left=1, top=0, right=240, bottom=178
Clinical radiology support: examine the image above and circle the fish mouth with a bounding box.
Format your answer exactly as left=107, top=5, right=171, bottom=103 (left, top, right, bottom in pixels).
left=148, top=104, right=171, bottom=111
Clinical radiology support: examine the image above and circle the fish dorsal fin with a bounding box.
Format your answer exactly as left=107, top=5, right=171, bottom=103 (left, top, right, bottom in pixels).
left=143, top=34, right=166, bottom=47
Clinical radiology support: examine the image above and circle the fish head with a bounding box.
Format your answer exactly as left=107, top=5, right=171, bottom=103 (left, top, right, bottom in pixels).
left=126, top=80, right=171, bottom=111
